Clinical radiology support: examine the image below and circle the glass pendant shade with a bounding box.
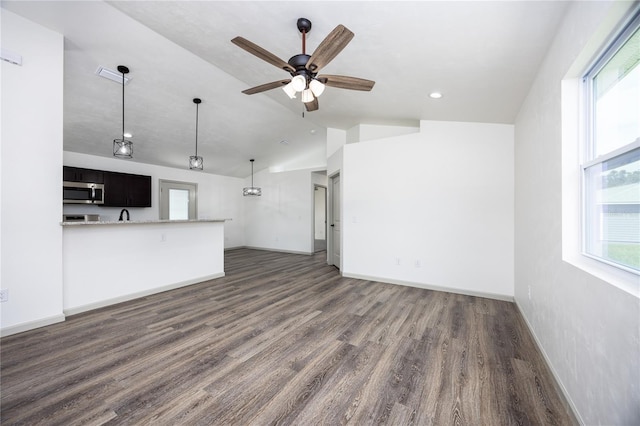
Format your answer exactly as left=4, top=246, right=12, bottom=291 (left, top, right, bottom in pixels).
left=113, top=65, right=132, bottom=159
left=301, top=88, right=314, bottom=103
left=113, top=138, right=133, bottom=158
left=189, top=155, right=203, bottom=170
left=243, top=186, right=262, bottom=196
left=291, top=75, right=306, bottom=92
left=243, top=159, right=262, bottom=196
left=282, top=82, right=297, bottom=99
left=309, top=79, right=325, bottom=97
left=189, top=98, right=203, bottom=170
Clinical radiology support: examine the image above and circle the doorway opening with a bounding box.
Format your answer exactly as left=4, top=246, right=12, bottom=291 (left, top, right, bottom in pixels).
left=314, top=185, right=327, bottom=252
left=159, top=180, right=198, bottom=220
left=328, top=173, right=340, bottom=269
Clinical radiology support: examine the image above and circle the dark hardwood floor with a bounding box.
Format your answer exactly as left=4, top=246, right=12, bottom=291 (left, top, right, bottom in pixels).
left=1, top=249, right=576, bottom=425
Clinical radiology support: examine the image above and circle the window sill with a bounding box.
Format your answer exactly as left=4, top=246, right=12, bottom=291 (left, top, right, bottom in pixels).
left=563, top=252, right=639, bottom=298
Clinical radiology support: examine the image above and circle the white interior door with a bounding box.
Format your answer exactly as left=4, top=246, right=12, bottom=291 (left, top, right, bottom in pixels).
left=331, top=175, right=341, bottom=269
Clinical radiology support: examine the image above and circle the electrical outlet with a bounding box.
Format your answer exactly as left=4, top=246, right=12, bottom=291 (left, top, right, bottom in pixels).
left=0, top=289, right=8, bottom=303
left=395, top=258, right=401, bottom=266
left=415, top=260, right=421, bottom=268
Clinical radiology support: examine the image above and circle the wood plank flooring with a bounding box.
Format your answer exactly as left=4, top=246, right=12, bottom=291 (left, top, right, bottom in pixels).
left=1, top=248, right=576, bottom=425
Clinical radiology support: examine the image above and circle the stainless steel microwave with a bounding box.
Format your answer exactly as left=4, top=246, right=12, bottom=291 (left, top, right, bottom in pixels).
left=63, top=181, right=105, bottom=204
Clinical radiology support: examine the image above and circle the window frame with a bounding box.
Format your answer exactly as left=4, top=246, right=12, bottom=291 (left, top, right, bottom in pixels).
left=580, top=11, right=640, bottom=275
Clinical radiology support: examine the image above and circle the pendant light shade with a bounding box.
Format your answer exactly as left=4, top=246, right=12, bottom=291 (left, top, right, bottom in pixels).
left=113, top=65, right=133, bottom=159
left=309, top=79, right=325, bottom=97
left=243, top=159, right=262, bottom=196
left=282, top=82, right=297, bottom=99
left=301, top=88, right=314, bottom=103
left=189, top=98, right=203, bottom=170
left=290, top=75, right=307, bottom=92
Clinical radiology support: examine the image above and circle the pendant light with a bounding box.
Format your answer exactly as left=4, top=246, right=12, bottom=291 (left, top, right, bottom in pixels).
left=189, top=98, right=203, bottom=170
left=243, top=159, right=262, bottom=196
left=113, top=65, right=133, bottom=159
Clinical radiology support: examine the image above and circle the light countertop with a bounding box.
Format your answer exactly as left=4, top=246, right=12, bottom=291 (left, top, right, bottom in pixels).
left=61, top=218, right=230, bottom=226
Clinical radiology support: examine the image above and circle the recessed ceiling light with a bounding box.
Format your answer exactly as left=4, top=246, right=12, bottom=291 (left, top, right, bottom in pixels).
left=96, top=66, right=131, bottom=84
left=429, top=92, right=443, bottom=99
left=310, top=129, right=316, bottom=134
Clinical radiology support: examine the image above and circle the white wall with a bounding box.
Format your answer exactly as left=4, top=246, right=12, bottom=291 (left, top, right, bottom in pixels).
left=63, top=221, right=224, bottom=314
left=243, top=167, right=316, bottom=254
left=514, top=1, right=639, bottom=424
left=64, top=152, right=245, bottom=249
left=1, top=10, right=65, bottom=333
left=342, top=120, right=514, bottom=299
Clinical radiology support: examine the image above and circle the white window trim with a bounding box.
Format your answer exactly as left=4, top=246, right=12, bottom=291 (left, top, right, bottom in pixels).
left=561, top=3, right=640, bottom=298
left=580, top=14, right=639, bottom=276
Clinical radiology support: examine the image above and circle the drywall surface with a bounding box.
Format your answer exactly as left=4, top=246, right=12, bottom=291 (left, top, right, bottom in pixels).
left=342, top=120, right=514, bottom=299
left=243, top=168, right=314, bottom=254
left=63, top=151, right=245, bottom=249
left=514, top=1, right=640, bottom=423
left=1, top=11, right=65, bottom=334
left=63, top=221, right=224, bottom=313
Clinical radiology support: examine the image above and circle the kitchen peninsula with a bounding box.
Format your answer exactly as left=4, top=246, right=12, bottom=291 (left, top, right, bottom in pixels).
left=61, top=219, right=227, bottom=315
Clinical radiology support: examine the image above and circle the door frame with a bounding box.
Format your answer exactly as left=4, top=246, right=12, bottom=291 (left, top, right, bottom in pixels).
left=158, top=179, right=198, bottom=220
left=328, top=172, right=341, bottom=270
left=312, top=184, right=328, bottom=253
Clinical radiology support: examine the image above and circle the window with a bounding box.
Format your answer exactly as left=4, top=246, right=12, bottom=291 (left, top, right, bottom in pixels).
left=582, top=12, right=640, bottom=273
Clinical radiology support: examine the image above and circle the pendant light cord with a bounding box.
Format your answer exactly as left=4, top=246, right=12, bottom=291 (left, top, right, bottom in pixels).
left=251, top=160, right=254, bottom=187
left=195, top=102, right=199, bottom=156
left=121, top=69, right=125, bottom=140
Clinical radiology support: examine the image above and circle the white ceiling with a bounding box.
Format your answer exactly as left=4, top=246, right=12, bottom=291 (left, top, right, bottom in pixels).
left=2, top=1, right=569, bottom=178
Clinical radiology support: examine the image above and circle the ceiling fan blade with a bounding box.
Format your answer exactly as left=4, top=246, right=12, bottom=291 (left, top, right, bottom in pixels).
left=305, top=25, right=354, bottom=72
left=232, top=37, right=295, bottom=73
left=305, top=97, right=319, bottom=112
left=242, top=79, right=291, bottom=95
left=317, top=75, right=375, bottom=91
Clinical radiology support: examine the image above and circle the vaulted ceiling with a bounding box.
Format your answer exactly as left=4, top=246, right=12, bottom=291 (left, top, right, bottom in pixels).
left=2, top=1, right=569, bottom=177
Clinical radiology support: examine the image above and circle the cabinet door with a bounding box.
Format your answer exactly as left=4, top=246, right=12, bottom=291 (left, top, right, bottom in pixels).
left=103, top=172, right=128, bottom=206
left=103, top=172, right=151, bottom=207
left=63, top=166, right=104, bottom=183
left=127, top=174, right=152, bottom=207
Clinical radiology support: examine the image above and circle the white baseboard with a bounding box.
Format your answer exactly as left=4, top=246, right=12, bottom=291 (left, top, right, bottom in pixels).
left=342, top=272, right=514, bottom=302
left=514, top=300, right=583, bottom=425
left=241, top=246, right=313, bottom=256
left=64, top=273, right=225, bottom=316
left=1, top=314, right=66, bottom=338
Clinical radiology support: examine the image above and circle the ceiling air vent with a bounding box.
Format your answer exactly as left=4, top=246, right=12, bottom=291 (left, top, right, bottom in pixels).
left=95, top=66, right=131, bottom=84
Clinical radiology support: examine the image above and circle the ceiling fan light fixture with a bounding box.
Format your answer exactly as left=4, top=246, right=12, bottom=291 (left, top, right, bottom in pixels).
left=113, top=65, right=132, bottom=159
left=291, top=75, right=306, bottom=92
left=301, top=88, right=314, bottom=103
left=309, top=79, right=325, bottom=97
left=189, top=98, right=204, bottom=171
left=282, top=82, right=297, bottom=99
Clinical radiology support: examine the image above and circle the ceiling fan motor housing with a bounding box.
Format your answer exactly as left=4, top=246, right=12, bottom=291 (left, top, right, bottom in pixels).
left=288, top=53, right=315, bottom=81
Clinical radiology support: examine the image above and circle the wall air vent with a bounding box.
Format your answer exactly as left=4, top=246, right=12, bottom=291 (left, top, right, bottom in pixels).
left=95, top=66, right=131, bottom=84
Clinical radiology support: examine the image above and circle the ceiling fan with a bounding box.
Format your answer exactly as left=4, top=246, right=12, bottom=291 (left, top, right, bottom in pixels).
left=231, top=18, right=375, bottom=112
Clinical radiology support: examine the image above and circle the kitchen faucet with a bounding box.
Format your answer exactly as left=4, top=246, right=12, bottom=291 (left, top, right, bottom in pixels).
left=118, top=208, right=130, bottom=221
